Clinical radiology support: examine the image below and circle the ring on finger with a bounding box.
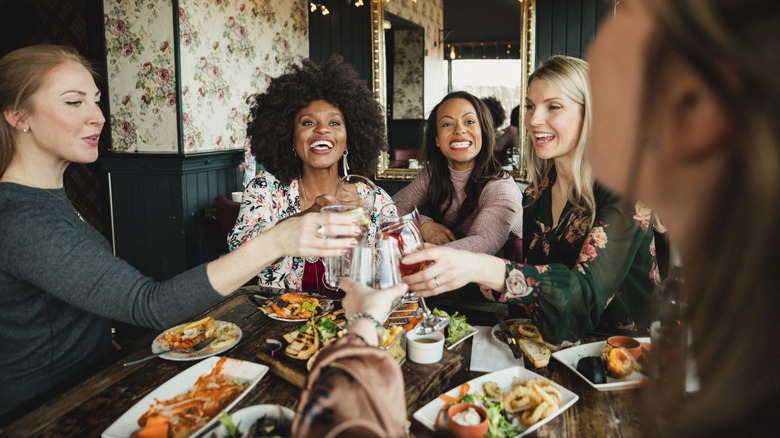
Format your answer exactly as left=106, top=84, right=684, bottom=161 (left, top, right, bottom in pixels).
left=316, top=225, right=325, bottom=238
left=434, top=277, right=440, bottom=287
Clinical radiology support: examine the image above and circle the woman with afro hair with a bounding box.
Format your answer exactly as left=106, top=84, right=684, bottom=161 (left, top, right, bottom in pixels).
left=228, top=55, right=392, bottom=293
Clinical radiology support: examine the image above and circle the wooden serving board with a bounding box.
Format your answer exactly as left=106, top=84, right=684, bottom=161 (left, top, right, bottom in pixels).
left=255, top=320, right=462, bottom=408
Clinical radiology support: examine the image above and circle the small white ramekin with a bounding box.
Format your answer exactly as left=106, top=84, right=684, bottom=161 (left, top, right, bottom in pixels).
left=406, top=330, right=445, bottom=364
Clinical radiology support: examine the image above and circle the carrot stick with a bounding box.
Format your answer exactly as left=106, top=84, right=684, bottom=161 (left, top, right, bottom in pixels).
left=434, top=383, right=471, bottom=428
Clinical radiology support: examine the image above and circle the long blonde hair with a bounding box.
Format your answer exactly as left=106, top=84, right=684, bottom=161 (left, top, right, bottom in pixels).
left=523, top=56, right=596, bottom=227
left=0, top=45, right=95, bottom=177
left=638, top=0, right=780, bottom=435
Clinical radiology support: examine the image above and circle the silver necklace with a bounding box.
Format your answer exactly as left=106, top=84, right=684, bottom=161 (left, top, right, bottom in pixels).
left=298, top=179, right=318, bottom=263
left=3, top=178, right=85, bottom=222
left=44, top=188, right=86, bottom=223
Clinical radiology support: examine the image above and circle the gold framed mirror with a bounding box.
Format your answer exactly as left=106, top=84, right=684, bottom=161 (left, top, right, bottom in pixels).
left=372, top=0, right=536, bottom=182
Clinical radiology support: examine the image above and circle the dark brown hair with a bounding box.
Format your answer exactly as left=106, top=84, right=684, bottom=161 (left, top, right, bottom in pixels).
left=419, top=91, right=507, bottom=226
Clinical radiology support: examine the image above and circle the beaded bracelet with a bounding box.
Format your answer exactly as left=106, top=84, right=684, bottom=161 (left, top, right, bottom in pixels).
left=343, top=312, right=384, bottom=346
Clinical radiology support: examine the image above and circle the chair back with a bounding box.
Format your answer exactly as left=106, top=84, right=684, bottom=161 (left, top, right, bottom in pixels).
left=214, top=195, right=240, bottom=239
left=500, top=235, right=523, bottom=263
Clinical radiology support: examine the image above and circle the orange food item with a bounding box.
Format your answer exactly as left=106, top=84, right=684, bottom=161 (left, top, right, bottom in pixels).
left=136, top=358, right=248, bottom=437
left=606, top=346, right=635, bottom=378
left=404, top=316, right=423, bottom=332
left=132, top=415, right=169, bottom=438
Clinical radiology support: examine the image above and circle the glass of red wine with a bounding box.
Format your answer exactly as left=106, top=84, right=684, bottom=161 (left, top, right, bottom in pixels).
left=379, top=203, right=448, bottom=334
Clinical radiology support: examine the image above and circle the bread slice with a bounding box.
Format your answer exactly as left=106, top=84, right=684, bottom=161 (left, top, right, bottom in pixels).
left=518, top=338, right=551, bottom=368
left=285, top=325, right=320, bottom=360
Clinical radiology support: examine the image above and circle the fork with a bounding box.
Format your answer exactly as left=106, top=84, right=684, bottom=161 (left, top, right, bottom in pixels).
left=123, top=333, right=216, bottom=366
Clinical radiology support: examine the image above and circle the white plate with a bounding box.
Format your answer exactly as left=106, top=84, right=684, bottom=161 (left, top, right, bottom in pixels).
left=151, top=320, right=242, bottom=361
left=551, top=337, right=650, bottom=391
left=446, top=326, right=479, bottom=350
left=257, top=296, right=334, bottom=322
left=490, top=318, right=579, bottom=352
left=413, top=366, right=578, bottom=437
left=102, top=356, right=268, bottom=438
left=212, top=405, right=295, bottom=437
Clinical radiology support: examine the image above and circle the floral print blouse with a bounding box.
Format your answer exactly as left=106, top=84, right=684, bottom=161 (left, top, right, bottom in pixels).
left=492, top=170, right=660, bottom=344
left=227, top=170, right=392, bottom=290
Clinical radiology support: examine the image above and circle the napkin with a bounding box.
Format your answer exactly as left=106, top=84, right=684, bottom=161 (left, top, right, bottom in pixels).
left=469, top=325, right=524, bottom=372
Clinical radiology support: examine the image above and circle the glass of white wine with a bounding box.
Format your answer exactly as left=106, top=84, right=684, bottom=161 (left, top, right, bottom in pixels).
left=333, top=174, right=376, bottom=242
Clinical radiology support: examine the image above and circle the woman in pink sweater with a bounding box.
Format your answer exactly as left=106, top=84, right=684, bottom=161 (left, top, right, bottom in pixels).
left=392, top=91, right=523, bottom=255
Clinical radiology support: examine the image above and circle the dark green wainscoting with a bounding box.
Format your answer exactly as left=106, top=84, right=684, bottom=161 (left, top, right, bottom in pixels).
left=99, top=151, right=243, bottom=281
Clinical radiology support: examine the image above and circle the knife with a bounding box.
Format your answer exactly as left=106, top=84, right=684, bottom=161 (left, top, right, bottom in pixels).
left=497, top=315, right=524, bottom=360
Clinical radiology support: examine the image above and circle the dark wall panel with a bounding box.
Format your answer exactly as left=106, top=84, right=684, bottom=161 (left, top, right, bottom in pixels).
left=535, top=0, right=612, bottom=62
left=102, top=152, right=242, bottom=280
left=308, top=0, right=372, bottom=84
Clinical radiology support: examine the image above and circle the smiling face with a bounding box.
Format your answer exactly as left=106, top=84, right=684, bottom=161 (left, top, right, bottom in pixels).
left=24, top=61, right=105, bottom=166
left=524, top=78, right=583, bottom=164
left=292, top=99, right=347, bottom=175
left=435, top=98, right=483, bottom=171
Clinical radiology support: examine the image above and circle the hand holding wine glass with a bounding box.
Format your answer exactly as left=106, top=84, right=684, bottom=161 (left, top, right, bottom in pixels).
left=379, top=202, right=448, bottom=334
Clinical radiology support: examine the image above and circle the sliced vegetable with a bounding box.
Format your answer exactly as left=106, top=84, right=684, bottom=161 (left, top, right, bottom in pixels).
left=266, top=339, right=282, bottom=357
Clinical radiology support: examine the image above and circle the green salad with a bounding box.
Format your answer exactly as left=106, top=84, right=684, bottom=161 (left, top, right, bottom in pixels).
left=432, top=308, right=473, bottom=348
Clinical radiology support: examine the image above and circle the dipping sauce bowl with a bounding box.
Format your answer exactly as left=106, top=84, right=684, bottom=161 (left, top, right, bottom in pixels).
left=607, top=336, right=642, bottom=360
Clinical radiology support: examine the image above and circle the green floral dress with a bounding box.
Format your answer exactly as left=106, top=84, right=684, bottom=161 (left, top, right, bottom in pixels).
left=493, top=170, right=660, bottom=344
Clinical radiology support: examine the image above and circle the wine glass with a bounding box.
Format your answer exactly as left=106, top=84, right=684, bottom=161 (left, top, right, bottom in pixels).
left=349, top=239, right=403, bottom=289
left=334, top=174, right=377, bottom=242
left=379, top=205, right=448, bottom=334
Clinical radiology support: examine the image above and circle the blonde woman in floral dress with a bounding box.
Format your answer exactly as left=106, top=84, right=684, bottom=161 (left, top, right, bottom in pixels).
left=401, top=56, right=659, bottom=345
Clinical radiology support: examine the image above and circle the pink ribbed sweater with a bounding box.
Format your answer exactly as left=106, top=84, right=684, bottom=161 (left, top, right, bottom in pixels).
left=392, top=166, right=523, bottom=255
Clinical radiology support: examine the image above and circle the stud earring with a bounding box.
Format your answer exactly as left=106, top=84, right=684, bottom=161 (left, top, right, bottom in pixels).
left=342, top=150, right=350, bottom=176
left=22, top=127, right=29, bottom=133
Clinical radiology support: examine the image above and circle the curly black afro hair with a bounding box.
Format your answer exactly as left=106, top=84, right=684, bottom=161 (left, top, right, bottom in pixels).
left=245, top=55, right=387, bottom=186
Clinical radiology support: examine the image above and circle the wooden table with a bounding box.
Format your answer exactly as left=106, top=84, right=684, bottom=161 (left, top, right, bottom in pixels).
left=1, top=288, right=643, bottom=437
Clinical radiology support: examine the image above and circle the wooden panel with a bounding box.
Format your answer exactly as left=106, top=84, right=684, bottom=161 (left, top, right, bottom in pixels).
left=101, top=151, right=241, bottom=280
left=308, top=0, right=372, bottom=83
left=535, top=0, right=610, bottom=62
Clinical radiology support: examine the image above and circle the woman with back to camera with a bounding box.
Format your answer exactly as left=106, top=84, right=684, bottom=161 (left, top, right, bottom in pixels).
left=228, top=55, right=392, bottom=294
left=587, top=0, right=780, bottom=434
left=401, top=57, right=660, bottom=345
left=0, top=45, right=360, bottom=421
left=392, top=90, right=523, bottom=255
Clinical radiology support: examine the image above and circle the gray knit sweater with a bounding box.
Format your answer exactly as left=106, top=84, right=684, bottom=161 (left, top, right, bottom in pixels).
left=0, top=182, right=224, bottom=415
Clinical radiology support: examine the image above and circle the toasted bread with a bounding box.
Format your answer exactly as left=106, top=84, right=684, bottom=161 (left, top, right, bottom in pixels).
left=518, top=338, right=551, bottom=368
left=285, top=324, right=320, bottom=360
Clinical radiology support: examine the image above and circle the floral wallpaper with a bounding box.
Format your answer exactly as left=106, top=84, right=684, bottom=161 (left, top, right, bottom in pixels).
left=385, top=0, right=445, bottom=116
left=104, top=0, right=309, bottom=154
left=105, top=0, right=178, bottom=153
left=392, top=29, right=423, bottom=119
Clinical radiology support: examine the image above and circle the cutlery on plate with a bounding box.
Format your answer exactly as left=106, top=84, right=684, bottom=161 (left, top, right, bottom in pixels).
left=123, top=333, right=216, bottom=366
left=496, top=315, right=524, bottom=360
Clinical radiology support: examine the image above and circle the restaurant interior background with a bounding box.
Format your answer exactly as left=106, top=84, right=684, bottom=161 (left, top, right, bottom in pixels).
left=0, top=0, right=611, bottom=340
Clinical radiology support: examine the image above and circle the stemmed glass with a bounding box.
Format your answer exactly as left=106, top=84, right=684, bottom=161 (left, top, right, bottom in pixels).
left=379, top=202, right=449, bottom=334
left=333, top=174, right=376, bottom=242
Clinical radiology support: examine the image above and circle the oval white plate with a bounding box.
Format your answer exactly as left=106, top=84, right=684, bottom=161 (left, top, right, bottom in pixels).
left=151, top=320, right=242, bottom=361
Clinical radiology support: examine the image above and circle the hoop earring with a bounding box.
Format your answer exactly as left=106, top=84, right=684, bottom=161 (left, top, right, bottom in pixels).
left=342, top=150, right=350, bottom=176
